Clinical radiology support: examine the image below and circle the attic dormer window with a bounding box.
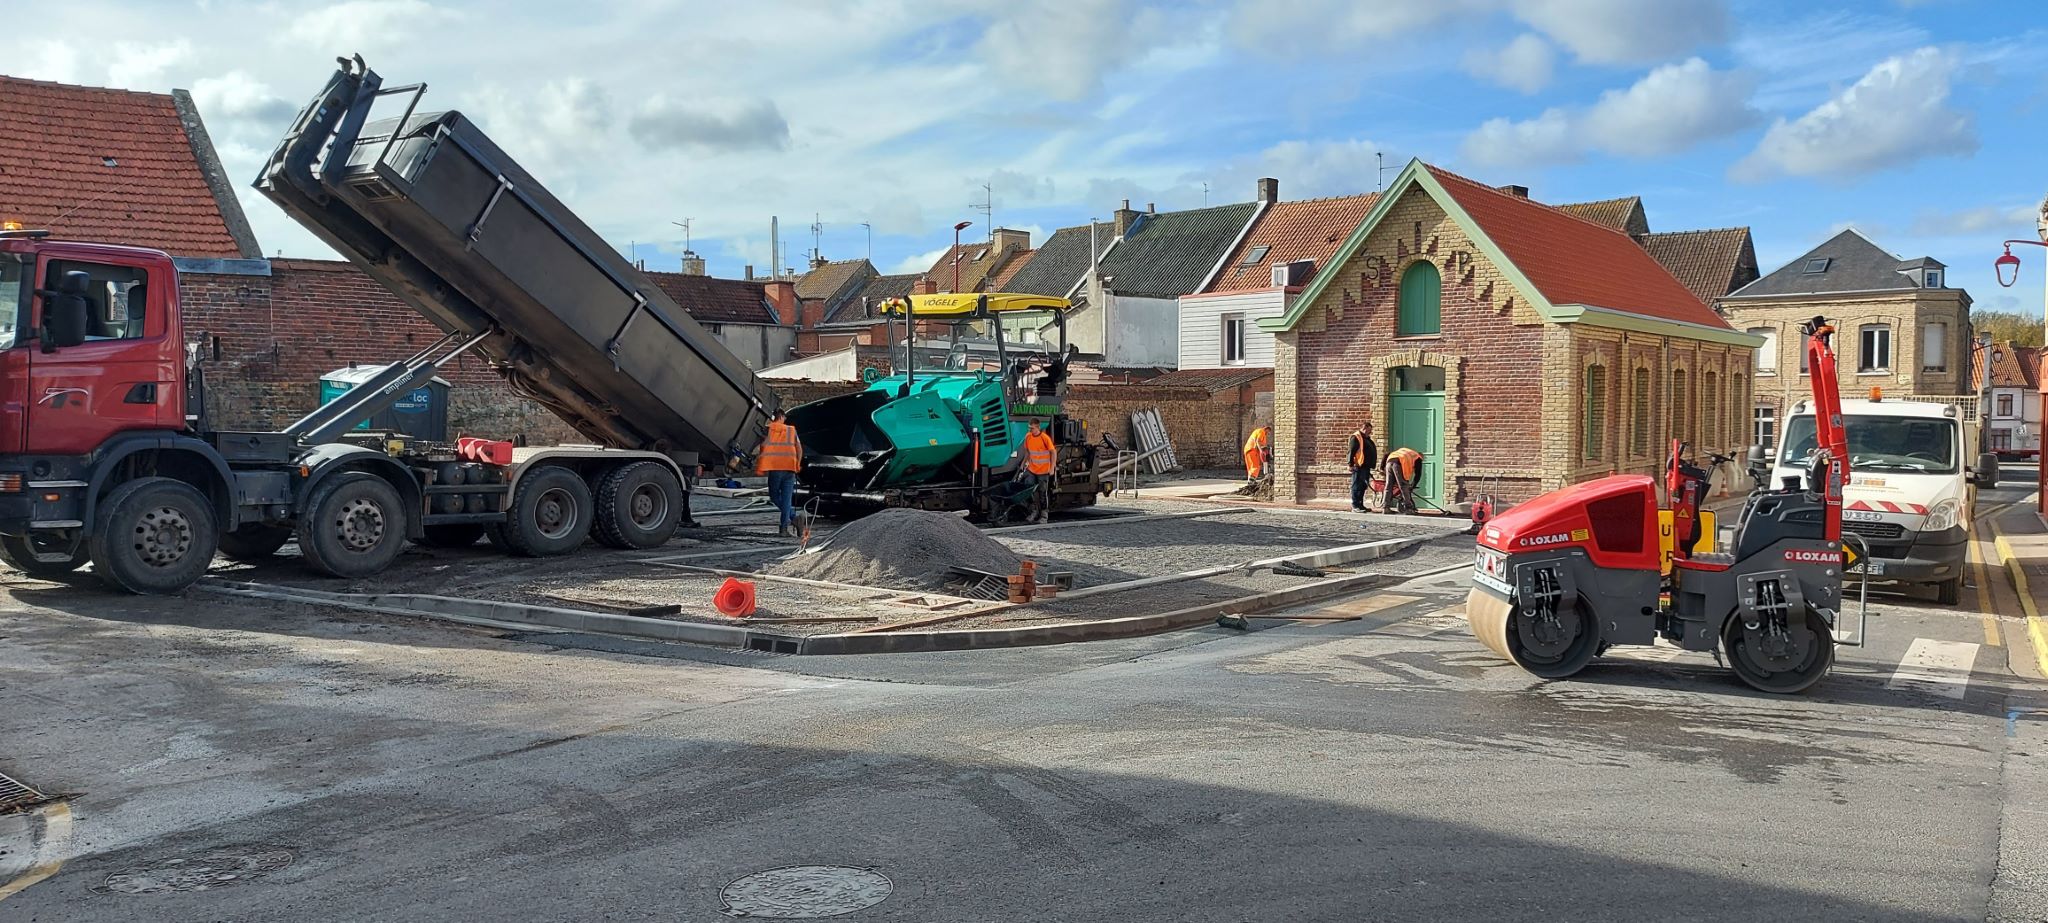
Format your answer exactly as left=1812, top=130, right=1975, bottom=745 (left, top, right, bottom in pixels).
left=972, top=249, right=988, bottom=262
left=1924, top=269, right=1942, bottom=288
left=1802, top=258, right=1830, bottom=274
left=1238, top=245, right=1271, bottom=268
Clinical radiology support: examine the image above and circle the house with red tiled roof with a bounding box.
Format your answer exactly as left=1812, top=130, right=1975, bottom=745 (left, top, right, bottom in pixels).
left=644, top=270, right=796, bottom=369
left=922, top=227, right=1033, bottom=294
left=0, top=74, right=259, bottom=258
left=1260, top=159, right=1762, bottom=507
left=1177, top=184, right=1380, bottom=371
left=1974, top=341, right=2042, bottom=459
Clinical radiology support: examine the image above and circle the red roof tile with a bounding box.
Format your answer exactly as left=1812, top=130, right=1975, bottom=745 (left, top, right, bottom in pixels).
left=0, top=75, right=248, bottom=258
left=1638, top=227, right=1759, bottom=302
left=1555, top=196, right=1648, bottom=236
left=985, top=248, right=1035, bottom=292
left=1976, top=342, right=2041, bottom=390
left=643, top=271, right=779, bottom=325
left=1427, top=166, right=1729, bottom=330
left=1207, top=193, right=1380, bottom=293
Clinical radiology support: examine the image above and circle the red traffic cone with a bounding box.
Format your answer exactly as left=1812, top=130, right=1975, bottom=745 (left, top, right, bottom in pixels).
left=713, top=577, right=757, bottom=618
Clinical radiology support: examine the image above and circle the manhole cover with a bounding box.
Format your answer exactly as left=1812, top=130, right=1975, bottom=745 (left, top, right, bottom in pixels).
left=719, top=865, right=892, bottom=918
left=93, top=845, right=296, bottom=895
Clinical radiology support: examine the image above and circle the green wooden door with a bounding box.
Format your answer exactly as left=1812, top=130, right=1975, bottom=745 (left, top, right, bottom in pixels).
left=1388, top=367, right=1445, bottom=506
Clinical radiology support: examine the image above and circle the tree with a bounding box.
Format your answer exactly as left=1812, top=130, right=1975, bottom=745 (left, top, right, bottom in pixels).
left=1970, top=310, right=2045, bottom=348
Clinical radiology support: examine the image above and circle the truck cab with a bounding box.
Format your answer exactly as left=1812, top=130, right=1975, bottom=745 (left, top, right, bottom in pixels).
left=1771, top=396, right=1978, bottom=604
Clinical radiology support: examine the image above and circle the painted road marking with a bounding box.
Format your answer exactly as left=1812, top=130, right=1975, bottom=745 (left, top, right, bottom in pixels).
left=0, top=801, right=72, bottom=902
left=1886, top=638, right=1981, bottom=699
left=1969, top=520, right=2002, bottom=647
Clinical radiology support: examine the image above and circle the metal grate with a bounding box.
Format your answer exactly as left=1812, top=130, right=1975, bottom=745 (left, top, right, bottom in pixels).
left=0, top=770, right=48, bottom=812
left=1844, top=520, right=1905, bottom=540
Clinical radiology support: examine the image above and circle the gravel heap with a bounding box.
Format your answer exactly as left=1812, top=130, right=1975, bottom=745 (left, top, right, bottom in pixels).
left=763, top=508, right=1022, bottom=591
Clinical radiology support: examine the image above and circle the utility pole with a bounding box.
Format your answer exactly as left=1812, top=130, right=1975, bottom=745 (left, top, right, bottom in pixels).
left=860, top=222, right=872, bottom=264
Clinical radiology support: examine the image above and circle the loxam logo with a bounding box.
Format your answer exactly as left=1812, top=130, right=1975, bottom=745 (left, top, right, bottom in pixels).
left=1784, top=549, right=1843, bottom=565
left=1517, top=532, right=1572, bottom=548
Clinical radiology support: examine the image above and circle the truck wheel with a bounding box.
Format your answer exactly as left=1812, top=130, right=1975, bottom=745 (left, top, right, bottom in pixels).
left=296, top=472, right=408, bottom=578
left=592, top=461, right=682, bottom=550
left=500, top=465, right=592, bottom=556
left=86, top=477, right=219, bottom=595
left=1723, top=607, right=1835, bottom=694
left=0, top=533, right=88, bottom=578
left=420, top=523, right=487, bottom=548
left=1932, top=577, right=1961, bottom=606
left=216, top=524, right=293, bottom=562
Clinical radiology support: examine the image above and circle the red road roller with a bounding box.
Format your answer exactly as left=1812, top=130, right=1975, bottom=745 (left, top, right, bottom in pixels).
left=1466, top=318, right=1853, bottom=693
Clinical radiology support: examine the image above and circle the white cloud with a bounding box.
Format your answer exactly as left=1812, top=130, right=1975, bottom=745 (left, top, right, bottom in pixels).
left=1227, top=0, right=1477, bottom=48
left=1907, top=204, right=2038, bottom=237
left=978, top=0, right=1144, bottom=101
left=1214, top=139, right=1387, bottom=200
left=1732, top=47, right=1977, bottom=182
left=284, top=0, right=458, bottom=49
left=8, top=44, right=81, bottom=83
left=629, top=98, right=790, bottom=153
left=1510, top=0, right=1729, bottom=65
left=1580, top=58, right=1758, bottom=156
left=892, top=246, right=949, bottom=275
left=191, top=71, right=296, bottom=125
left=1461, top=59, right=1755, bottom=167
left=1463, top=34, right=1555, bottom=94
left=107, top=40, right=193, bottom=90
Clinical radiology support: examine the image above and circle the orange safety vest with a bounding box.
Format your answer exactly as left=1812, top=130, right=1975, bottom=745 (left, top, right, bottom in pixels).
left=1243, top=427, right=1271, bottom=478
left=1387, top=446, right=1422, bottom=482
left=757, top=420, right=802, bottom=473
left=1024, top=430, right=1057, bottom=476
left=1350, top=431, right=1372, bottom=467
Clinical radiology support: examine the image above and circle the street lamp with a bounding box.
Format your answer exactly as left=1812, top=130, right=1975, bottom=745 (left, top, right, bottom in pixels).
left=952, top=220, right=972, bottom=294
left=1993, top=232, right=2048, bottom=513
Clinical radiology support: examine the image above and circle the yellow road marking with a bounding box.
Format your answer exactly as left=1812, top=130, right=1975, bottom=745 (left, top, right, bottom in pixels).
left=1970, top=521, right=2002, bottom=647
left=1987, top=516, right=2048, bottom=678
left=0, top=801, right=71, bottom=902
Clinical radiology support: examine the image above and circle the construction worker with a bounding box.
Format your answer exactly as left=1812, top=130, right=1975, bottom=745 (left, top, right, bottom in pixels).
left=756, top=409, right=803, bottom=536
left=1382, top=446, right=1424, bottom=515
left=1243, top=425, right=1272, bottom=483
left=1022, top=418, right=1058, bottom=523
left=1347, top=422, right=1379, bottom=512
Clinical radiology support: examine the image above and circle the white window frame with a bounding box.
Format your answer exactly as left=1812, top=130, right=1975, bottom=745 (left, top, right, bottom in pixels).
left=1997, top=393, right=2016, bottom=418
left=1750, top=327, right=1777, bottom=374
left=1221, top=314, right=1246, bottom=365
left=1753, top=405, right=1776, bottom=450
left=1858, top=323, right=1891, bottom=373
left=1924, top=269, right=1942, bottom=288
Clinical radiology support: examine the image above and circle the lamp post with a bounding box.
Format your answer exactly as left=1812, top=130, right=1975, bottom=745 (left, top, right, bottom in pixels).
left=951, top=221, right=972, bottom=294
left=1994, top=230, right=2048, bottom=513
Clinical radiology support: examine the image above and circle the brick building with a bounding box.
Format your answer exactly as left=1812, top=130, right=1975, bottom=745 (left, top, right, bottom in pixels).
left=1720, top=229, right=1971, bottom=451
left=1264, top=160, right=1760, bottom=507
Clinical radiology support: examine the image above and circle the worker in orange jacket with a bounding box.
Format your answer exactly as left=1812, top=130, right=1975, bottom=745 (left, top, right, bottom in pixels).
left=1347, top=422, right=1379, bottom=512
left=1381, top=446, right=1424, bottom=515
left=756, top=409, right=803, bottom=536
left=1021, top=418, right=1058, bottom=523
left=1243, top=426, right=1272, bottom=482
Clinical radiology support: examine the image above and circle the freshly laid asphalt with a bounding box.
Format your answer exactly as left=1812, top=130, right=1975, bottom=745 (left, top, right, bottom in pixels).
left=1, top=486, right=2044, bottom=921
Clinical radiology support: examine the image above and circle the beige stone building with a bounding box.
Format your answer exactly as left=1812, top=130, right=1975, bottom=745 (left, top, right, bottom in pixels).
left=1264, top=161, right=1761, bottom=507
left=1719, top=229, right=1972, bottom=451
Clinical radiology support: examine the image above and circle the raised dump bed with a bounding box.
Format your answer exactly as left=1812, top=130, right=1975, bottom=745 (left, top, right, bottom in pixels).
left=257, top=60, right=774, bottom=466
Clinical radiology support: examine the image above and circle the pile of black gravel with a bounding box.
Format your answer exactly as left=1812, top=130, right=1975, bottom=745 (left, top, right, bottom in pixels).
left=764, top=508, right=1022, bottom=591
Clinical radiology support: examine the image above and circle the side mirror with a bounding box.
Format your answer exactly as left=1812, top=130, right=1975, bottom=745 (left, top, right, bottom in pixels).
left=1975, top=452, right=2000, bottom=488
left=41, top=270, right=90, bottom=350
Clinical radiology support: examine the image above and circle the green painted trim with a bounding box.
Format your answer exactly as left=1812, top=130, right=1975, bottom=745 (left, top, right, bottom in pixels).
left=1555, top=304, right=1766, bottom=347
left=1259, top=159, right=1557, bottom=333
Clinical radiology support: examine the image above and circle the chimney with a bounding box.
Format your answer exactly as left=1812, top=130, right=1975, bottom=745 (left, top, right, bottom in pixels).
left=762, top=279, right=799, bottom=326
left=1146, top=202, right=1155, bottom=214
left=810, top=254, right=829, bottom=271
left=744, top=264, right=754, bottom=281
left=1114, top=199, right=1140, bottom=237
left=991, top=227, right=1030, bottom=254
left=912, top=276, right=937, bottom=296
left=1256, top=177, right=1279, bottom=203
left=1498, top=184, right=1529, bottom=198
left=681, top=251, right=706, bottom=276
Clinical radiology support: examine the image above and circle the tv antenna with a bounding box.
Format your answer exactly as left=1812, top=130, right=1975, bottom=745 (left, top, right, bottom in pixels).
left=1377, top=152, right=1400, bottom=193
left=670, top=218, right=693, bottom=254
left=972, top=182, right=993, bottom=237
left=810, top=213, right=824, bottom=263
left=860, top=222, right=873, bottom=263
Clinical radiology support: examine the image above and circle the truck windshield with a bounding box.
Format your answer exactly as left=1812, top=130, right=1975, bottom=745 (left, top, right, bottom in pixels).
left=1781, top=414, right=1958, bottom=475
left=0, top=253, right=25, bottom=350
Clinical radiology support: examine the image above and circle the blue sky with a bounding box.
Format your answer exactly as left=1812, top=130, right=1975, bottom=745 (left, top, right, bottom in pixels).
left=6, top=0, right=2044, bottom=316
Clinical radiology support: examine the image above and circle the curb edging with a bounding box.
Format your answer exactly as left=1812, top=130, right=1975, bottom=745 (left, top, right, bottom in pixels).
left=1988, top=520, right=2048, bottom=678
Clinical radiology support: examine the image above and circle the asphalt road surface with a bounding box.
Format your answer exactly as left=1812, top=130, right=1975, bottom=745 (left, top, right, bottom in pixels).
left=0, top=492, right=2043, bottom=921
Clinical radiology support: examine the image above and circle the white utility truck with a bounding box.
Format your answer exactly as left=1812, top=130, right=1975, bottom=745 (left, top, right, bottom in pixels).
left=1768, top=395, right=1996, bottom=605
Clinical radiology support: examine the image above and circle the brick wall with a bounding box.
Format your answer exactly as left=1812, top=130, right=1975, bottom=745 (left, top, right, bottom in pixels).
left=1065, top=383, right=1258, bottom=469
left=1721, top=291, right=1971, bottom=433
left=178, top=260, right=581, bottom=443
left=1275, top=185, right=1755, bottom=505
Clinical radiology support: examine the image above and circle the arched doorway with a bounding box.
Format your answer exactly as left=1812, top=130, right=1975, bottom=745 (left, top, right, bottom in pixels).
left=1387, top=365, right=1445, bottom=506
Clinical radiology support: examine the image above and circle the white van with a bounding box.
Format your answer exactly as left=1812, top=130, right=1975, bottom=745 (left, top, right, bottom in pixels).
left=1771, top=397, right=1994, bottom=605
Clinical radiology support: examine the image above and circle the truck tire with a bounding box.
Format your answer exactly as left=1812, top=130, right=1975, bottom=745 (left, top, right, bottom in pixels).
left=420, top=523, right=487, bottom=548
left=86, top=477, right=219, bottom=595
left=216, top=524, right=293, bottom=562
left=1934, top=577, right=1961, bottom=607
left=500, top=465, right=592, bottom=556
left=296, top=472, right=408, bottom=578
left=0, top=533, right=88, bottom=578
left=592, top=461, right=682, bottom=550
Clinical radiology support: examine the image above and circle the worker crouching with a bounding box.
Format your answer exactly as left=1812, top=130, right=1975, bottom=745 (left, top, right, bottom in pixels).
left=1381, top=446, right=1423, bottom=514
left=1243, top=425, right=1272, bottom=484
left=757, top=409, right=803, bottom=536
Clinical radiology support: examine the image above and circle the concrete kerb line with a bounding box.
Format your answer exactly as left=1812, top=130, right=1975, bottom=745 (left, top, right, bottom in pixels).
left=1986, top=517, right=2048, bottom=678
left=1056, top=534, right=1429, bottom=601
